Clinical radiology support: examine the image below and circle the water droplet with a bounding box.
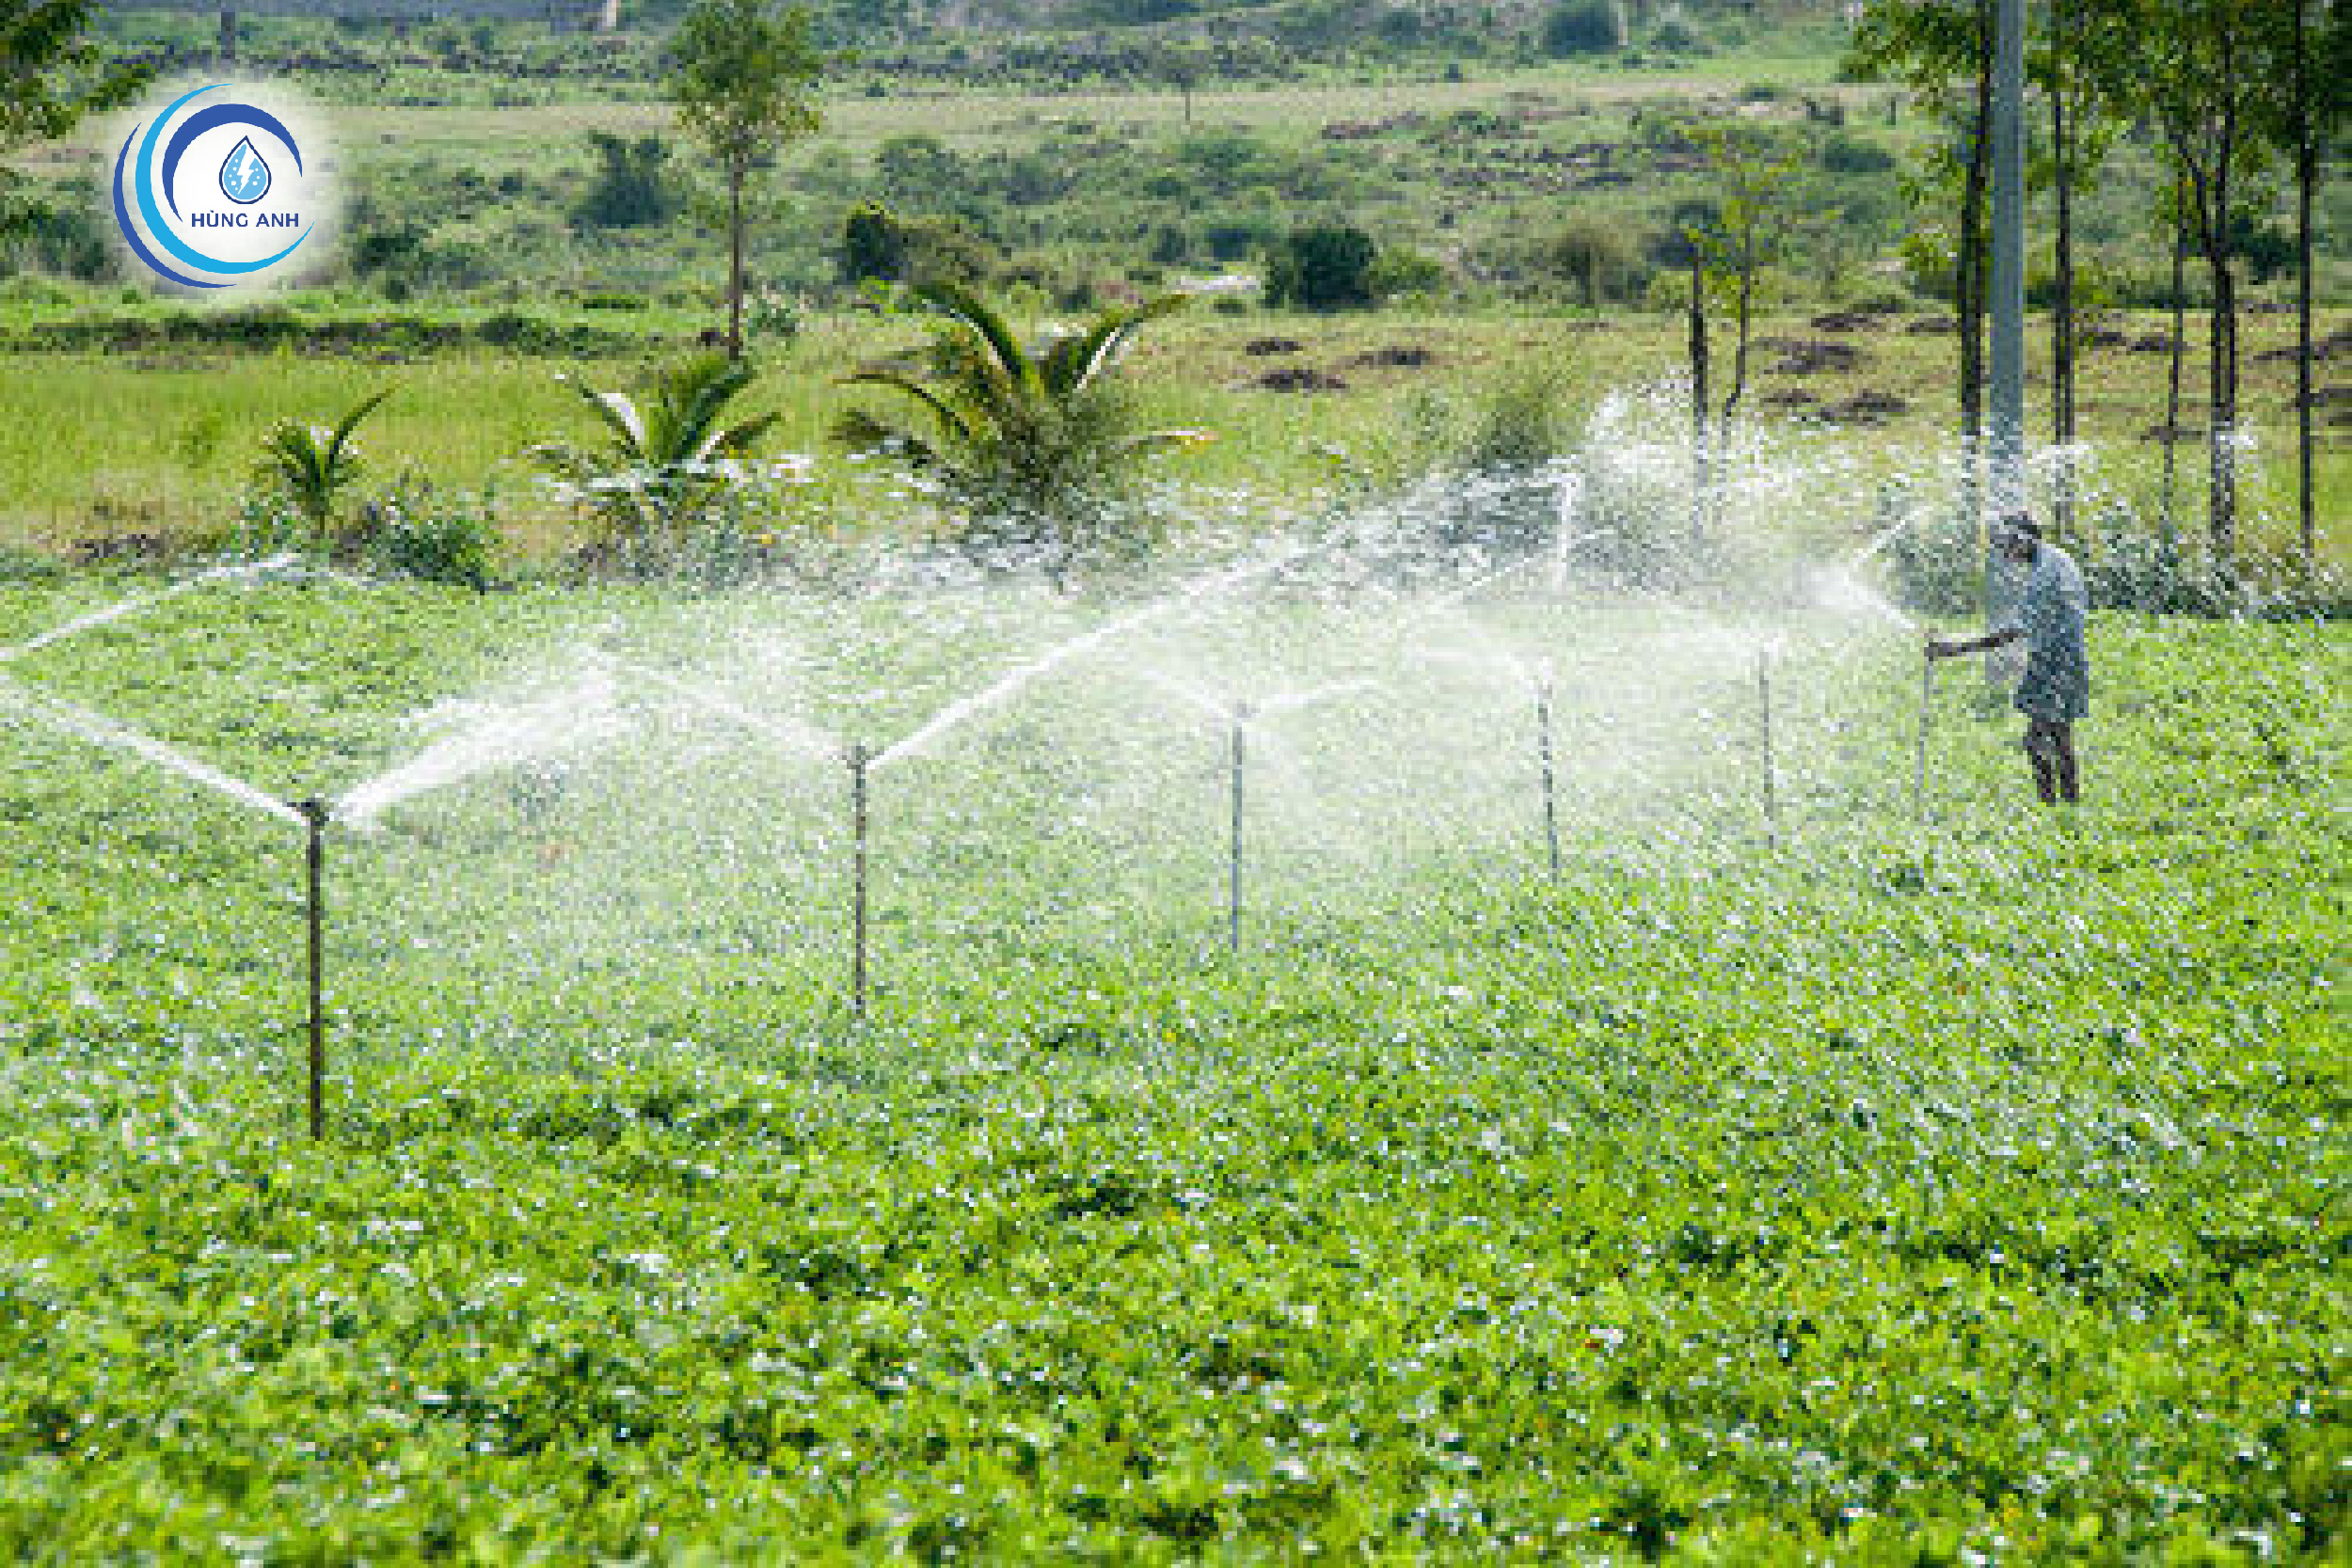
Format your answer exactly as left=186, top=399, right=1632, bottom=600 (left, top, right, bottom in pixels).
left=219, top=135, right=272, bottom=204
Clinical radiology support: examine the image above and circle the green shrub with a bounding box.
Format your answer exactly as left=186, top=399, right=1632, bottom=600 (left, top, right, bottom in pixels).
left=1541, top=0, right=1618, bottom=56
left=1370, top=245, right=1448, bottom=300
left=573, top=132, right=682, bottom=230
left=363, top=483, right=500, bottom=590
left=1820, top=132, right=1896, bottom=175
left=1264, top=224, right=1378, bottom=311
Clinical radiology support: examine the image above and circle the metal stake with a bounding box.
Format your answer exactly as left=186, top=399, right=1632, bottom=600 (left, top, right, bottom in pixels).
left=849, top=743, right=869, bottom=1018
left=1227, top=707, right=1248, bottom=953
left=298, top=798, right=327, bottom=1140
left=1756, top=651, right=1780, bottom=851
left=1535, top=675, right=1561, bottom=878
left=1914, top=654, right=1936, bottom=828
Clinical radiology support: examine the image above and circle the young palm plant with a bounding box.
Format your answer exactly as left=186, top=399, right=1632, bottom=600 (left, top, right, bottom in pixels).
left=255, top=389, right=393, bottom=548
left=533, top=353, right=784, bottom=549
left=834, top=282, right=1203, bottom=581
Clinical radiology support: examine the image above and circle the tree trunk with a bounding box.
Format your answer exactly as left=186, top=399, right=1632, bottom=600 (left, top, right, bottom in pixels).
left=2049, top=0, right=2077, bottom=546
left=726, top=166, right=745, bottom=360
left=2292, top=0, right=2314, bottom=565
left=2206, top=232, right=2237, bottom=571
left=2162, top=168, right=2187, bottom=555
left=1690, top=251, right=1709, bottom=547
left=1724, top=232, right=1755, bottom=425
left=2204, top=55, right=2240, bottom=572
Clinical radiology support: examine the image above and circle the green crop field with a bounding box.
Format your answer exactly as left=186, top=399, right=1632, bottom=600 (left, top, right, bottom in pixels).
left=0, top=574, right=2344, bottom=1559
left=3, top=0, right=2347, bottom=1556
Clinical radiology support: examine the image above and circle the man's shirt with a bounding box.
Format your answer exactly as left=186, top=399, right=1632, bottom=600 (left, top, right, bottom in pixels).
left=1997, top=543, right=2090, bottom=722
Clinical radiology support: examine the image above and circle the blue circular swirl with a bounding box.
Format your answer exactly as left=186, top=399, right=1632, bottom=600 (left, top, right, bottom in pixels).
left=125, top=84, right=310, bottom=280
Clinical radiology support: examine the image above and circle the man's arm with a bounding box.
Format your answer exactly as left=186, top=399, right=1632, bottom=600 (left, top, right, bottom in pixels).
left=1926, top=627, right=2023, bottom=660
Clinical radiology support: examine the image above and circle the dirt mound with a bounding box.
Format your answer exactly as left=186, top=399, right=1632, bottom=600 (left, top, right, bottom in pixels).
left=1808, top=309, right=1882, bottom=334
left=1353, top=345, right=1438, bottom=369
left=1254, top=366, right=1349, bottom=393
left=1761, top=337, right=1865, bottom=376
left=1820, top=388, right=1910, bottom=425
left=1244, top=337, right=1304, bottom=357
left=1906, top=315, right=1957, bottom=336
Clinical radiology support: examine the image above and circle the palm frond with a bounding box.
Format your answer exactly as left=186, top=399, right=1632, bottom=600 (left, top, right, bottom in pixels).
left=1041, top=294, right=1189, bottom=398
left=563, top=377, right=648, bottom=459
left=838, top=371, right=974, bottom=448
left=323, top=388, right=393, bottom=473
left=912, top=280, right=1040, bottom=397
left=693, top=412, right=784, bottom=464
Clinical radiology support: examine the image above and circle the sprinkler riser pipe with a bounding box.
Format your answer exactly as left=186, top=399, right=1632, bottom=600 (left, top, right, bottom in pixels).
left=1915, top=656, right=1935, bottom=828
left=1227, top=716, right=1246, bottom=953
left=1535, top=684, right=1561, bottom=879
left=849, top=745, right=870, bottom=1019
left=1756, top=654, right=1780, bottom=851
left=298, top=799, right=328, bottom=1141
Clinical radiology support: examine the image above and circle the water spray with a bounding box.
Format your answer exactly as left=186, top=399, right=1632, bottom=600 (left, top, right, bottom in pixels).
left=298, top=799, right=329, bottom=1139
left=849, top=742, right=871, bottom=1018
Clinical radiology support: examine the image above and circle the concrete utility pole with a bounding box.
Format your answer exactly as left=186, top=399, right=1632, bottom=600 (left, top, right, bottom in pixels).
left=219, top=8, right=237, bottom=64
left=1985, top=0, right=2028, bottom=629
left=1989, top=0, right=2027, bottom=518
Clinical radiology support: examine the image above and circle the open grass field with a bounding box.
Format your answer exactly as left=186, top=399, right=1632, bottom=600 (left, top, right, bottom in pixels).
left=0, top=570, right=2343, bottom=1558
left=1, top=303, right=2342, bottom=569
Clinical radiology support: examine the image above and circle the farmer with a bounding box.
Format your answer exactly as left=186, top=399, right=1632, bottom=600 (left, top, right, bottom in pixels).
left=1927, top=515, right=2090, bottom=805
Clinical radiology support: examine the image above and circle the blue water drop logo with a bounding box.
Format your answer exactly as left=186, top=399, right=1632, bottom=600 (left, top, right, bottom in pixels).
left=219, top=135, right=271, bottom=205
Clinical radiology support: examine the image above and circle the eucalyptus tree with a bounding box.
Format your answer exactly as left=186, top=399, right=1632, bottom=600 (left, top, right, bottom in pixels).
left=670, top=0, right=825, bottom=359
left=2247, top=0, right=2347, bottom=565
left=2032, top=0, right=2127, bottom=544
left=1679, top=122, right=1801, bottom=547
left=1847, top=0, right=1996, bottom=525
left=2123, top=0, right=2277, bottom=568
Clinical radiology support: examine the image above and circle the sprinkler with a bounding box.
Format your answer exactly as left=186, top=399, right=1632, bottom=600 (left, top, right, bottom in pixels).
left=1534, top=663, right=1561, bottom=879
left=1914, top=650, right=1936, bottom=828
left=1756, top=649, right=1781, bottom=851
left=848, top=742, right=870, bottom=1019
left=297, top=798, right=329, bottom=1140
left=1227, top=704, right=1250, bottom=952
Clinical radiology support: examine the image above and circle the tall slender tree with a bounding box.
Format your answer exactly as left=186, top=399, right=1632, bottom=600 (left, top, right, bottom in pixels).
left=670, top=0, right=824, bottom=359
left=2130, top=0, right=2274, bottom=570
left=2247, top=0, right=2346, bottom=567
left=1849, top=0, right=1996, bottom=529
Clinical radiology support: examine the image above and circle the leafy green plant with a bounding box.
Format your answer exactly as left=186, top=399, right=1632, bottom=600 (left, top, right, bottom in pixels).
left=252, top=388, right=394, bottom=547
left=532, top=353, right=784, bottom=550
left=1263, top=223, right=1378, bottom=311
left=833, top=280, right=1202, bottom=580
left=361, top=480, right=501, bottom=590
